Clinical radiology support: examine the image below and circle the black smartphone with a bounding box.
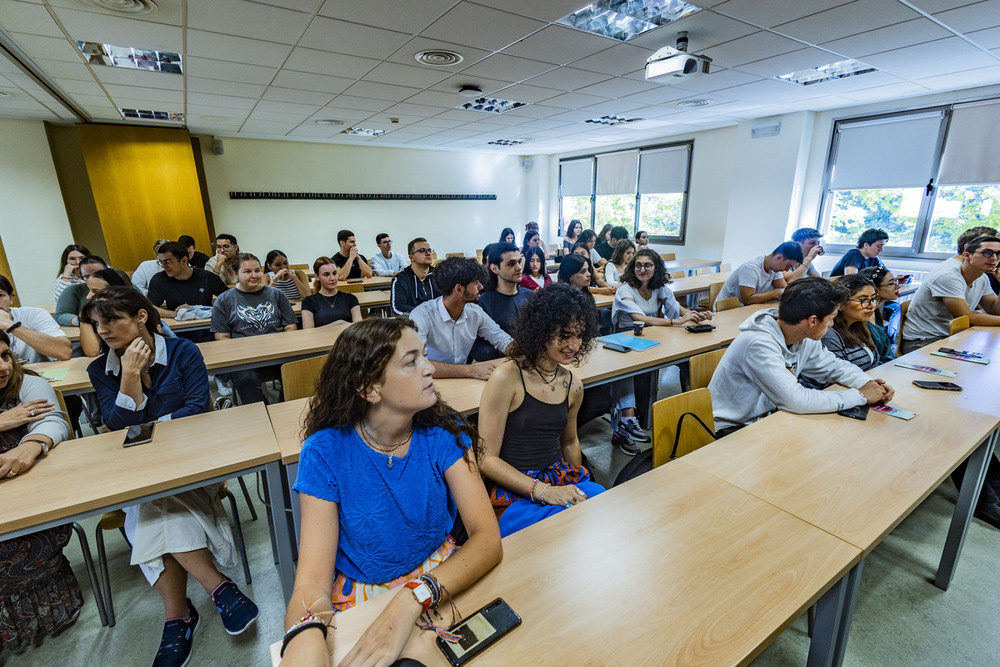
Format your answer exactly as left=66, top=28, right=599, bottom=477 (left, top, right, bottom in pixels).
left=346, top=279, right=364, bottom=284
left=938, top=347, right=983, bottom=358
left=123, top=421, right=156, bottom=447
left=685, top=323, right=716, bottom=333
left=837, top=405, right=869, bottom=421
left=913, top=380, right=962, bottom=391
left=603, top=342, right=630, bottom=353
left=437, top=598, right=521, bottom=667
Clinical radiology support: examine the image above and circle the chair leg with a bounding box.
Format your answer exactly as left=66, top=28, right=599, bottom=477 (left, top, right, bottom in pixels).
left=807, top=603, right=815, bottom=638
left=224, top=490, right=252, bottom=586
left=71, top=522, right=108, bottom=626
left=94, top=526, right=116, bottom=627
left=237, top=476, right=258, bottom=521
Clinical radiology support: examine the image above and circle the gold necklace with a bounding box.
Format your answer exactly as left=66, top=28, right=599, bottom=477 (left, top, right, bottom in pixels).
left=359, top=421, right=413, bottom=468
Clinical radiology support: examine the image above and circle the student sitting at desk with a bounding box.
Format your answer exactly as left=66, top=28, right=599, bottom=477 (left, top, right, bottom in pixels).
left=521, top=229, right=541, bottom=257
left=82, top=287, right=258, bottom=667
left=478, top=284, right=606, bottom=536
left=563, top=219, right=582, bottom=252
left=800, top=275, right=881, bottom=388
left=0, top=274, right=71, bottom=363
left=715, top=241, right=802, bottom=308
left=130, top=239, right=170, bottom=295
left=210, top=253, right=297, bottom=404
left=301, top=257, right=362, bottom=328
left=205, top=234, right=240, bottom=287
left=635, top=229, right=649, bottom=248
left=408, top=257, right=512, bottom=380
left=332, top=229, right=374, bottom=280
left=569, top=244, right=616, bottom=295
left=282, top=317, right=501, bottom=665
left=390, top=237, right=438, bottom=315
left=499, top=227, right=515, bottom=245
left=709, top=278, right=894, bottom=437
left=0, top=330, right=79, bottom=655
left=147, top=242, right=227, bottom=324
left=262, top=249, right=310, bottom=302
left=472, top=243, right=531, bottom=362
left=53, top=243, right=90, bottom=301
left=525, top=221, right=547, bottom=256
left=830, top=228, right=888, bottom=277
left=54, top=255, right=107, bottom=326
left=80, top=269, right=143, bottom=357
left=577, top=229, right=606, bottom=269
left=782, top=227, right=825, bottom=284
left=370, top=233, right=407, bottom=276
left=520, top=246, right=551, bottom=291
left=594, top=224, right=615, bottom=260
left=604, top=239, right=635, bottom=287
left=858, top=265, right=900, bottom=362
left=178, top=235, right=210, bottom=271
left=930, top=225, right=999, bottom=293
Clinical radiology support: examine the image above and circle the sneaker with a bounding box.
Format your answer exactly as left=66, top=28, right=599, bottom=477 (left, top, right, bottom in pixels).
left=623, top=417, right=651, bottom=443
left=214, top=377, right=233, bottom=397
left=153, top=599, right=199, bottom=667
left=211, top=579, right=259, bottom=635
left=612, top=427, right=641, bottom=456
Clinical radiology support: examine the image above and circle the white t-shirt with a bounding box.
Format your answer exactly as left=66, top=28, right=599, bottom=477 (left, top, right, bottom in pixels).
left=902, top=263, right=991, bottom=341
left=9, top=306, right=67, bottom=364
left=589, top=248, right=603, bottom=266
left=716, top=256, right=781, bottom=306
left=613, top=284, right=681, bottom=331
left=605, top=262, right=624, bottom=286
left=130, top=259, right=163, bottom=295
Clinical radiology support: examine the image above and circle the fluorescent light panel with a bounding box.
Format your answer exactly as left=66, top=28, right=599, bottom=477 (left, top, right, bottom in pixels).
left=120, top=108, right=184, bottom=121
left=341, top=127, right=386, bottom=136
left=585, top=114, right=641, bottom=126
left=558, top=0, right=701, bottom=42
left=77, top=41, right=182, bottom=73
left=776, top=59, right=876, bottom=86
left=458, top=97, right=527, bottom=114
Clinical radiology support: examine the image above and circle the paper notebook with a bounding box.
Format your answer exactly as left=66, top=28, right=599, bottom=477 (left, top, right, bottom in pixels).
left=598, top=333, right=661, bottom=352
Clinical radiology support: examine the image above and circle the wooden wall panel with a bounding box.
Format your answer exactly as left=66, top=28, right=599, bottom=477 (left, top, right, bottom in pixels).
left=44, top=123, right=109, bottom=261
left=76, top=124, right=211, bottom=271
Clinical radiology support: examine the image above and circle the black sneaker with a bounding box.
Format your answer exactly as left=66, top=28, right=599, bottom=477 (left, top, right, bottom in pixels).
left=153, top=599, right=199, bottom=667
left=612, top=428, right=641, bottom=456
left=211, top=578, right=259, bottom=635
left=623, top=417, right=651, bottom=443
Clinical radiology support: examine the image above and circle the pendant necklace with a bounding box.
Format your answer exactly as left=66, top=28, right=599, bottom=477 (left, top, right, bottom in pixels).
left=359, top=420, right=412, bottom=468
left=537, top=365, right=559, bottom=392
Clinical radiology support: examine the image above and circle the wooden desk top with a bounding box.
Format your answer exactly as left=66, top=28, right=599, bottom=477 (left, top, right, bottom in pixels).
left=270, top=461, right=860, bottom=666
left=342, top=276, right=392, bottom=290
left=684, top=405, right=999, bottom=555
left=664, top=258, right=722, bottom=272
left=941, top=326, right=1000, bottom=352
left=669, top=270, right=733, bottom=296
left=0, top=403, right=279, bottom=536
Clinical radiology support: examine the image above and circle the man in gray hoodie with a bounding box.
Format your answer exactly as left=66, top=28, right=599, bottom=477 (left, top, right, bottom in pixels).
left=709, top=278, right=894, bottom=435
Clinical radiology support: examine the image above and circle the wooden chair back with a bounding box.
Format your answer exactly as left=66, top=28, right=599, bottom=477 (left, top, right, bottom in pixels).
left=708, top=281, right=725, bottom=307
left=53, top=389, right=76, bottom=440
left=446, top=252, right=464, bottom=259
left=280, top=355, right=328, bottom=402
left=338, top=283, right=365, bottom=294
left=651, top=388, right=715, bottom=468
left=949, top=315, right=970, bottom=336
left=695, top=267, right=715, bottom=275
left=669, top=270, right=685, bottom=279
left=289, top=263, right=309, bottom=272
left=897, top=299, right=911, bottom=356
left=688, top=350, right=725, bottom=390
left=660, top=252, right=676, bottom=261
left=714, top=296, right=739, bottom=312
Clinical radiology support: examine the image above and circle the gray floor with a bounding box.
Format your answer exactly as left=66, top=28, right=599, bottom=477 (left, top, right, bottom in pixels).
left=9, top=367, right=1000, bottom=666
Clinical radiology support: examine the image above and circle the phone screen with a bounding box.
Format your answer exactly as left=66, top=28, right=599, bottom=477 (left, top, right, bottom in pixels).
left=438, top=598, right=521, bottom=667
left=123, top=422, right=156, bottom=447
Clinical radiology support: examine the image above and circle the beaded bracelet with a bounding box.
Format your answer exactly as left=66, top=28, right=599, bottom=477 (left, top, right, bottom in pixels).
left=417, top=573, right=442, bottom=608
left=280, top=616, right=328, bottom=657
left=529, top=479, right=541, bottom=503
left=537, top=484, right=548, bottom=505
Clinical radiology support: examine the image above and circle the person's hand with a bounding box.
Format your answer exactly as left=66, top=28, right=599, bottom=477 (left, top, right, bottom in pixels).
left=275, top=268, right=291, bottom=281
left=348, top=246, right=358, bottom=261
left=677, top=311, right=705, bottom=325
left=698, top=310, right=713, bottom=320
left=540, top=483, right=588, bottom=507
left=279, top=627, right=331, bottom=667
left=339, top=590, right=421, bottom=667
left=858, top=380, right=888, bottom=404
left=806, top=245, right=823, bottom=261
left=875, top=379, right=894, bottom=403
left=0, top=309, right=14, bottom=330
left=62, top=262, right=76, bottom=279
left=121, top=338, right=153, bottom=376
left=0, top=399, right=54, bottom=431
left=0, top=440, right=44, bottom=479
left=468, top=361, right=500, bottom=381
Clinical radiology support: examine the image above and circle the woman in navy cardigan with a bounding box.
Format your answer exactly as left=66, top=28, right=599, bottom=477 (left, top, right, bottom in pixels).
left=81, top=287, right=258, bottom=667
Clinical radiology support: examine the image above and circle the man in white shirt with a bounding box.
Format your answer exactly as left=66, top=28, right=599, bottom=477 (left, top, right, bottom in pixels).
left=204, top=233, right=240, bottom=287
left=130, top=238, right=170, bottom=295
left=716, top=241, right=803, bottom=307
left=408, top=257, right=512, bottom=380
left=901, top=235, right=1000, bottom=354
left=370, top=233, right=407, bottom=276
left=0, top=274, right=71, bottom=363
left=782, top=228, right=825, bottom=283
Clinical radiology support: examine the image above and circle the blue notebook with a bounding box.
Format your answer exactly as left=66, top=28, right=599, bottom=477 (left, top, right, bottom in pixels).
left=598, top=333, right=662, bottom=352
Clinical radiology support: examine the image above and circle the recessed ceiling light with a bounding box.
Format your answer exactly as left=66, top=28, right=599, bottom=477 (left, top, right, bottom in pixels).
left=458, top=85, right=482, bottom=98
left=76, top=41, right=182, bottom=73
left=414, top=50, right=464, bottom=67
left=585, top=114, right=642, bottom=126
left=458, top=96, right=527, bottom=115
left=341, top=127, right=386, bottom=136
left=120, top=108, right=183, bottom=121
left=314, top=119, right=345, bottom=126
left=79, top=0, right=156, bottom=15
left=677, top=99, right=711, bottom=108
left=776, top=59, right=877, bottom=86
left=558, top=0, right=701, bottom=42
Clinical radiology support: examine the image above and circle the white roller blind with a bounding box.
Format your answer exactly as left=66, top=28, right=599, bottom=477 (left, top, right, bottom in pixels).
left=560, top=159, right=593, bottom=196
left=830, top=112, right=943, bottom=190
left=938, top=101, right=1000, bottom=185
left=596, top=150, right=639, bottom=195
left=638, top=146, right=689, bottom=194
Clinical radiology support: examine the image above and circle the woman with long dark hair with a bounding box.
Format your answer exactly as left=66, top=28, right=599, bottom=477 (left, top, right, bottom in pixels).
left=520, top=246, right=551, bottom=291
left=281, top=317, right=502, bottom=665
left=563, top=219, right=583, bottom=252
left=262, top=249, right=310, bottom=302
left=498, top=227, right=516, bottom=245
left=859, top=264, right=900, bottom=362
left=54, top=244, right=90, bottom=300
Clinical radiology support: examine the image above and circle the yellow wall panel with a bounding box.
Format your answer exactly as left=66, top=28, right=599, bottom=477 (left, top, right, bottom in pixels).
left=76, top=124, right=211, bottom=271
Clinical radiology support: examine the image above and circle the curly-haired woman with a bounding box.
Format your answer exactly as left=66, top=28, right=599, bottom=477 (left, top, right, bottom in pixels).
left=477, top=284, right=606, bottom=537
left=281, top=317, right=502, bottom=666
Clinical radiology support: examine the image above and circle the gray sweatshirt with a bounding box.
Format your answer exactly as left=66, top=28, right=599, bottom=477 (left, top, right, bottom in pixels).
left=708, top=309, right=870, bottom=431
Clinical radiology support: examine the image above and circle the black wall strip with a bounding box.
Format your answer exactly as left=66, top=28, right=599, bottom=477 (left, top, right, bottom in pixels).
left=228, top=192, right=497, bottom=201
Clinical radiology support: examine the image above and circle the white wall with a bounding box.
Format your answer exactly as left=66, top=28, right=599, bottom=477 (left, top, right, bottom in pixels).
left=198, top=137, right=536, bottom=263
left=0, top=118, right=74, bottom=306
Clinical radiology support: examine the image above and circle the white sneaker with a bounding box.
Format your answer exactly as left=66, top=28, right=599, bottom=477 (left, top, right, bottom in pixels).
left=214, top=377, right=233, bottom=397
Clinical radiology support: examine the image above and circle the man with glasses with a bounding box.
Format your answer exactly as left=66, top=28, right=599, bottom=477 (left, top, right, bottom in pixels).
left=901, top=235, right=1000, bottom=354
left=205, top=234, right=240, bottom=287
left=130, top=238, right=170, bottom=295
left=931, top=225, right=999, bottom=294
left=370, top=232, right=407, bottom=276
left=390, top=237, right=438, bottom=315
left=147, top=242, right=228, bottom=332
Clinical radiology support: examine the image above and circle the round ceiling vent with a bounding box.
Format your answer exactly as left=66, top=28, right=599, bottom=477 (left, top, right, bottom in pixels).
left=414, top=50, right=464, bottom=67
left=314, top=119, right=345, bottom=126
left=78, top=0, right=156, bottom=14
left=677, top=99, right=711, bottom=108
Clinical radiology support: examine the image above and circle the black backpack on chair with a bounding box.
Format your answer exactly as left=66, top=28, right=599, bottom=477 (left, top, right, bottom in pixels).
left=612, top=410, right=716, bottom=487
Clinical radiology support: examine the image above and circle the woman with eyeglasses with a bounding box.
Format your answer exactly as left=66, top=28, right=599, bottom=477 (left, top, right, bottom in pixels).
left=859, top=265, right=900, bottom=363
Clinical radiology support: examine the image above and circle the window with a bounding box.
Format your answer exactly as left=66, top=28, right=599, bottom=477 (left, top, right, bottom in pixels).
left=819, top=100, right=1000, bottom=257
left=558, top=141, right=692, bottom=243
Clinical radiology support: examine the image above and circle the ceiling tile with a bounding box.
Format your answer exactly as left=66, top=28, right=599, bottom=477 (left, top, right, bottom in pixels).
left=0, top=1, right=63, bottom=37
left=459, top=53, right=555, bottom=83
left=283, top=47, right=379, bottom=79
left=8, top=32, right=86, bottom=63
left=712, top=0, right=851, bottom=28
left=579, top=99, right=648, bottom=115
left=569, top=43, right=656, bottom=76
left=522, top=66, right=613, bottom=91
left=574, top=76, right=660, bottom=98
left=489, top=83, right=561, bottom=103
left=326, top=95, right=396, bottom=112
left=271, top=70, right=354, bottom=94
left=30, top=58, right=96, bottom=81
left=628, top=11, right=759, bottom=51
left=865, top=37, right=998, bottom=79
left=968, top=25, right=1000, bottom=50
left=906, top=0, right=982, bottom=11
left=820, top=18, right=953, bottom=58
left=89, top=65, right=183, bottom=89
left=187, top=77, right=267, bottom=99
left=544, top=91, right=613, bottom=109
left=386, top=36, right=491, bottom=69
left=246, top=109, right=311, bottom=123
left=183, top=57, right=278, bottom=85
left=773, top=0, right=920, bottom=44
left=934, top=0, right=1000, bottom=33
left=544, top=109, right=601, bottom=123
left=421, top=3, right=545, bottom=51
left=503, top=25, right=614, bottom=65
left=188, top=0, right=312, bottom=44
left=363, top=62, right=453, bottom=87
left=406, top=89, right=476, bottom=108
left=429, top=75, right=513, bottom=96
left=915, top=63, right=1000, bottom=90
left=380, top=101, right=451, bottom=117
left=318, top=0, right=455, bottom=34
left=298, top=17, right=412, bottom=60
left=656, top=67, right=764, bottom=93
left=187, top=105, right=250, bottom=122
left=46, top=0, right=185, bottom=25
left=262, top=86, right=336, bottom=105
left=186, top=30, right=292, bottom=68
left=50, top=77, right=104, bottom=96
left=734, top=47, right=842, bottom=78
left=620, top=85, right=699, bottom=106
left=253, top=99, right=322, bottom=115
left=483, top=0, right=596, bottom=21
left=700, top=31, right=804, bottom=68
left=187, top=91, right=258, bottom=109
left=306, top=107, right=371, bottom=122
left=45, top=7, right=182, bottom=51
left=342, top=80, right=421, bottom=101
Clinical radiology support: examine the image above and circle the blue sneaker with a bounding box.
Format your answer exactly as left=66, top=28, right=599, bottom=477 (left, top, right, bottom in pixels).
left=152, top=599, right=199, bottom=667
left=211, top=578, right=259, bottom=635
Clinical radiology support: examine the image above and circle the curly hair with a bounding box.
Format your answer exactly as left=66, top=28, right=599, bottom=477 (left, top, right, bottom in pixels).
left=621, top=248, right=670, bottom=289
left=508, top=284, right=597, bottom=372
left=302, top=317, right=480, bottom=458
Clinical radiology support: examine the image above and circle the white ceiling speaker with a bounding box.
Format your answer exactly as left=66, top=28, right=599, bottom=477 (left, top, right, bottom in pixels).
left=77, top=0, right=156, bottom=15
left=458, top=85, right=482, bottom=98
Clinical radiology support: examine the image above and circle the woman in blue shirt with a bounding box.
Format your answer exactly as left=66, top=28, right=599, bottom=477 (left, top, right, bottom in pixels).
left=282, top=317, right=501, bottom=666
left=82, top=287, right=257, bottom=667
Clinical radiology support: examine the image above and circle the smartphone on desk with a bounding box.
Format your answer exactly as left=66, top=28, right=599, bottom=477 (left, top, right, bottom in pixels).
left=123, top=421, right=156, bottom=447
left=939, top=347, right=983, bottom=359
left=438, top=598, right=521, bottom=667
left=346, top=279, right=364, bottom=284
left=603, top=342, right=630, bottom=353
left=685, top=323, right=716, bottom=333
left=837, top=405, right=869, bottom=421
left=913, top=380, right=962, bottom=391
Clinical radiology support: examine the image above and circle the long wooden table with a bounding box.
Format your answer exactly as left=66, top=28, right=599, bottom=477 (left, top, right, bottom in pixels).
left=669, top=269, right=732, bottom=297
left=269, top=461, right=861, bottom=667
left=664, top=257, right=723, bottom=274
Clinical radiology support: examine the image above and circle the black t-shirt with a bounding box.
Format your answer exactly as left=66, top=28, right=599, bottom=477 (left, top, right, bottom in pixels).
left=301, top=292, right=360, bottom=327
left=332, top=252, right=368, bottom=280
left=595, top=241, right=613, bottom=261
left=147, top=268, right=228, bottom=310
left=189, top=250, right=211, bottom=270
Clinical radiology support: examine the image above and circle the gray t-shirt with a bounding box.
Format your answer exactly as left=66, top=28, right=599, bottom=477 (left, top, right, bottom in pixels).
left=210, top=285, right=296, bottom=338
left=716, top=256, right=781, bottom=306
left=902, top=263, right=990, bottom=341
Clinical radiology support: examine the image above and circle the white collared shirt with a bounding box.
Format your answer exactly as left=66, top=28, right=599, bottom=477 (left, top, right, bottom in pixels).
left=408, top=297, right=512, bottom=364
left=106, top=333, right=169, bottom=417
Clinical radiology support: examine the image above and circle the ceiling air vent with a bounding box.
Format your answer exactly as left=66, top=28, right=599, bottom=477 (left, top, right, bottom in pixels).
left=414, top=50, right=464, bottom=67
left=78, top=0, right=156, bottom=15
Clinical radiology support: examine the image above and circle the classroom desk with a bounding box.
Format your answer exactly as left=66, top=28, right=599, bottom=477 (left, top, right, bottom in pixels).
left=664, top=257, right=722, bottom=274
left=342, top=276, right=392, bottom=290
left=669, top=269, right=733, bottom=297
left=269, top=461, right=861, bottom=667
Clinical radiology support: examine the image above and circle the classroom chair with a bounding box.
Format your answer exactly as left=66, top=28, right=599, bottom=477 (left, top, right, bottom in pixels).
left=695, top=267, right=715, bottom=275
left=897, top=300, right=911, bottom=356
left=714, top=296, right=739, bottom=312
left=339, top=283, right=365, bottom=294
left=949, top=316, right=970, bottom=336
left=660, top=252, right=676, bottom=261
left=669, top=270, right=685, bottom=279
left=651, top=388, right=715, bottom=469
left=280, top=355, right=327, bottom=402
left=688, top=350, right=725, bottom=390
left=719, top=263, right=731, bottom=272
left=700, top=281, right=725, bottom=310
left=446, top=252, right=464, bottom=259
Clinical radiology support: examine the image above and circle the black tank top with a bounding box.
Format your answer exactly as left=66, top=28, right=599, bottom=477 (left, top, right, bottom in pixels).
left=498, top=365, right=571, bottom=471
